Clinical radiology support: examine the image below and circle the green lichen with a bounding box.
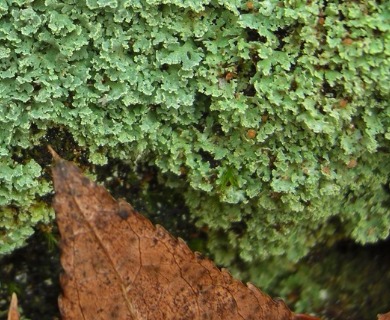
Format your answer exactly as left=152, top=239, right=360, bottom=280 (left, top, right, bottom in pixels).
left=0, top=158, right=52, bottom=255
left=0, top=0, right=389, bottom=295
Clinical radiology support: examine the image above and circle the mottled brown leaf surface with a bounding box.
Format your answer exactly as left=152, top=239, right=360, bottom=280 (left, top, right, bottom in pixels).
left=378, top=311, right=390, bottom=320
left=50, top=147, right=317, bottom=320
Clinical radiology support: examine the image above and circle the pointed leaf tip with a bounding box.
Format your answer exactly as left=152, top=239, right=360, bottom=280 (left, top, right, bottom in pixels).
left=47, top=145, right=61, bottom=162
left=7, top=293, right=20, bottom=320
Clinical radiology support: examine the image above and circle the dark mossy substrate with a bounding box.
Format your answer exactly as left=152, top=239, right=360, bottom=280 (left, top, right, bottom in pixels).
left=0, top=230, right=61, bottom=320
left=269, top=239, right=390, bottom=319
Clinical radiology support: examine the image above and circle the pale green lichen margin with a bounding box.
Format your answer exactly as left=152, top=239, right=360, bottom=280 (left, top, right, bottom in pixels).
left=0, top=0, right=389, bottom=273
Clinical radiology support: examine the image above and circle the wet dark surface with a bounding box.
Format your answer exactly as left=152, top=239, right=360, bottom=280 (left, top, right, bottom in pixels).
left=268, top=238, right=390, bottom=320
left=0, top=230, right=61, bottom=319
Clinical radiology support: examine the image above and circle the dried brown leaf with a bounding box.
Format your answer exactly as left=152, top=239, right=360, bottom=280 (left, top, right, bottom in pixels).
left=7, top=293, right=19, bottom=320
left=378, top=311, right=390, bottom=320
left=50, top=147, right=317, bottom=320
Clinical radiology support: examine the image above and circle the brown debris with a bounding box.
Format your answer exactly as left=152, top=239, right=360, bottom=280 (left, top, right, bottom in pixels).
left=49, top=147, right=317, bottom=320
